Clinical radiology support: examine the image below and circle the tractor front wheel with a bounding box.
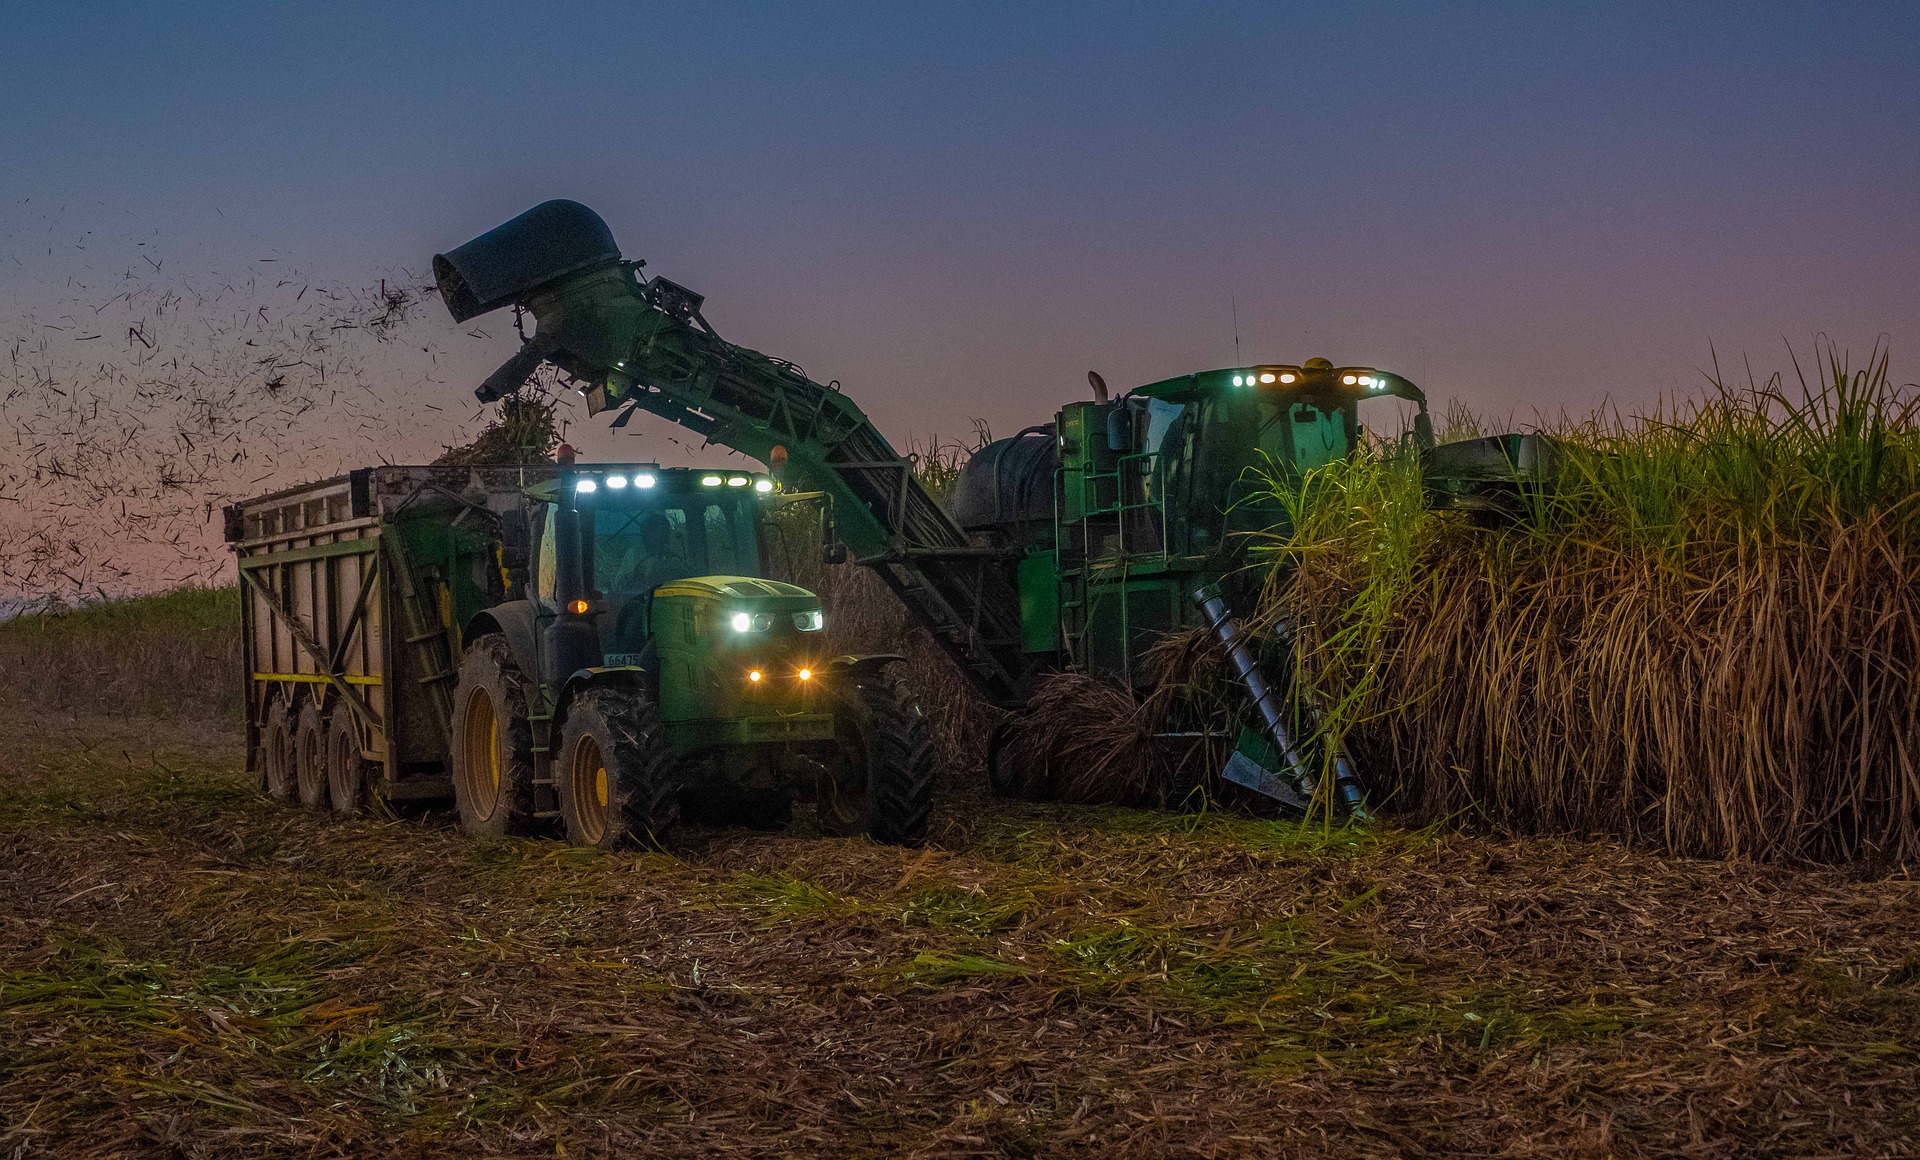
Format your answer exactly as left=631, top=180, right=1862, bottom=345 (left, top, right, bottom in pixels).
left=556, top=687, right=680, bottom=850
left=449, top=635, right=538, bottom=839
left=819, top=673, right=934, bottom=847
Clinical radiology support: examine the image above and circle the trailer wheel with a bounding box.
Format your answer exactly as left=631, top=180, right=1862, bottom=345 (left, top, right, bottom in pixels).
left=326, top=703, right=370, bottom=815
left=450, top=635, right=540, bottom=839
left=820, top=674, right=934, bottom=847
left=556, top=687, right=680, bottom=850
left=295, top=699, right=330, bottom=809
left=262, top=693, right=297, bottom=802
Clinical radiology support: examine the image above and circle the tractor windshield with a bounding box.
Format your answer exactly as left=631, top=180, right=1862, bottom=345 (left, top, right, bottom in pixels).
left=589, top=496, right=759, bottom=598
left=536, top=490, right=763, bottom=609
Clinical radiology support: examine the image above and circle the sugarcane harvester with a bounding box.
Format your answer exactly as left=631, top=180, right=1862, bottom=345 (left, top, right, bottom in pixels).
left=435, top=200, right=1437, bottom=816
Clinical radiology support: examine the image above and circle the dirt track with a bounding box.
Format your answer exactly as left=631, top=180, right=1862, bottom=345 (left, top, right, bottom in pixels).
left=4, top=714, right=1920, bottom=1157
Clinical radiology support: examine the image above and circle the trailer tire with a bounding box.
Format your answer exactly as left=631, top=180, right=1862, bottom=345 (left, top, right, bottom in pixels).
left=326, top=703, right=370, bottom=815
left=556, top=687, right=679, bottom=850
left=295, top=699, right=330, bottom=809
left=450, top=635, right=539, bottom=839
left=820, top=675, right=934, bottom=847
left=262, top=693, right=297, bottom=803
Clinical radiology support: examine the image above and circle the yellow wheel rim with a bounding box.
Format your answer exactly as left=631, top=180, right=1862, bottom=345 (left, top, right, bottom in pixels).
left=462, top=686, right=501, bottom=818
left=571, top=734, right=609, bottom=843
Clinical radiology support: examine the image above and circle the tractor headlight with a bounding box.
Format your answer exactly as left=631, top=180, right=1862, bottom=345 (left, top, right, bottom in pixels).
left=730, top=611, right=775, bottom=632
left=794, top=609, right=824, bottom=632
left=731, top=612, right=753, bottom=632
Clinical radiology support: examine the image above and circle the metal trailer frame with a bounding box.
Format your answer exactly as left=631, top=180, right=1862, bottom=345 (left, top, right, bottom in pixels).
left=227, top=465, right=538, bottom=801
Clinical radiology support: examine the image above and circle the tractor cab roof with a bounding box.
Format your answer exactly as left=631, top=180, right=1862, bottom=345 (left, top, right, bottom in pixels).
left=534, top=463, right=780, bottom=501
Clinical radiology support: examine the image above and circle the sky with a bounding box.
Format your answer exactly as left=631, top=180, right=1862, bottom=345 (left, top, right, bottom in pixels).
left=2, top=1, right=1918, bottom=595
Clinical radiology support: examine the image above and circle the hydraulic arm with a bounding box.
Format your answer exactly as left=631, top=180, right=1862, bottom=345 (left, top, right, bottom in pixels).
left=434, top=200, right=1034, bottom=706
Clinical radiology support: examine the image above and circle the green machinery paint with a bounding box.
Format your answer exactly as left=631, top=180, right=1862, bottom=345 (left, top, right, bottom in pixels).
left=433, top=201, right=1438, bottom=814
left=229, top=457, right=936, bottom=848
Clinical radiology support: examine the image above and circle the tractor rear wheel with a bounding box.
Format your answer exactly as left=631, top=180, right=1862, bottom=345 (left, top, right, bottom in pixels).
left=326, top=703, right=370, bottom=815
left=819, top=673, right=934, bottom=847
left=295, top=699, right=330, bottom=809
left=556, top=687, right=680, bottom=850
left=262, top=693, right=297, bottom=802
left=449, top=635, right=538, bottom=839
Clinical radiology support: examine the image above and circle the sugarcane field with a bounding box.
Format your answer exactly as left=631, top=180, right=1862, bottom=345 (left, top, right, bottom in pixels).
left=5, top=7, right=1920, bottom=1158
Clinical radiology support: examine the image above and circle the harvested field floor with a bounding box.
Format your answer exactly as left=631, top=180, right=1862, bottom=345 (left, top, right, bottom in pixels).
left=5, top=716, right=1920, bottom=1158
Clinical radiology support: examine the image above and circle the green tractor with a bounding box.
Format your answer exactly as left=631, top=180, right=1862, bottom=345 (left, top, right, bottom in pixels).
left=452, top=456, right=934, bottom=848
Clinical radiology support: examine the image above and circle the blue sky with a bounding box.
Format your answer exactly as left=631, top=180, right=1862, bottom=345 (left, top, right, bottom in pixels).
left=5, top=1, right=1918, bottom=446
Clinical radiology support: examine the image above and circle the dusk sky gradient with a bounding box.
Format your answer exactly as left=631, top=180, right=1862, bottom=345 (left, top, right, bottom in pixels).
left=6, top=1, right=1919, bottom=452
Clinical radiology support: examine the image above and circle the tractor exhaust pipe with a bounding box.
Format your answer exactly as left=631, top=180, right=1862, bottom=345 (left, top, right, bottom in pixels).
left=1192, top=584, right=1368, bottom=818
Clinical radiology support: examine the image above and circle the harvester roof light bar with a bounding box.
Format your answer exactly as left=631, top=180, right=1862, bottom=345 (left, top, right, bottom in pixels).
left=753, top=479, right=775, bottom=494
left=726, top=475, right=749, bottom=487
left=1233, top=368, right=1304, bottom=387
left=635, top=473, right=657, bottom=487
left=574, top=478, right=598, bottom=493
left=701, top=475, right=723, bottom=487
left=605, top=474, right=628, bottom=489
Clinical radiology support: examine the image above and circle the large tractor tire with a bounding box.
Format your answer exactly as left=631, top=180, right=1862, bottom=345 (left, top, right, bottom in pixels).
left=295, top=699, right=330, bottom=809
left=555, top=687, right=680, bottom=850
left=262, top=693, right=298, bottom=803
left=326, top=703, right=371, bottom=816
left=449, top=635, right=539, bottom=839
left=820, top=673, right=935, bottom=847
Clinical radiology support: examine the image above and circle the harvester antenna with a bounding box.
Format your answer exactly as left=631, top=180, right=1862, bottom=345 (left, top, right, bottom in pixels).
left=1231, top=297, right=1241, bottom=365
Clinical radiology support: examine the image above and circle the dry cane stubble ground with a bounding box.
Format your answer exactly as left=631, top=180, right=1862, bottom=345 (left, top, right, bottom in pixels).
left=6, top=710, right=1920, bottom=1157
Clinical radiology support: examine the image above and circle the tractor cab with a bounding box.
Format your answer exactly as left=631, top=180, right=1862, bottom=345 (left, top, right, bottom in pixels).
left=522, top=462, right=831, bottom=751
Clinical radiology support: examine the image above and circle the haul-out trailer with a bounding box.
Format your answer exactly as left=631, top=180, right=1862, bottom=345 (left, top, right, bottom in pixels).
left=430, top=200, right=1442, bottom=812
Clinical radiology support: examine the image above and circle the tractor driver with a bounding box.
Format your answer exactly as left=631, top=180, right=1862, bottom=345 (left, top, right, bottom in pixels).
left=596, top=509, right=687, bottom=596
left=623, top=510, right=685, bottom=595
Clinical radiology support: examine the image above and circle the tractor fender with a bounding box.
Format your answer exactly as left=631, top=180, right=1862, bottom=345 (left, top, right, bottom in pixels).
left=464, top=601, right=541, bottom=681
left=823, top=654, right=907, bottom=682
left=553, top=665, right=653, bottom=729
